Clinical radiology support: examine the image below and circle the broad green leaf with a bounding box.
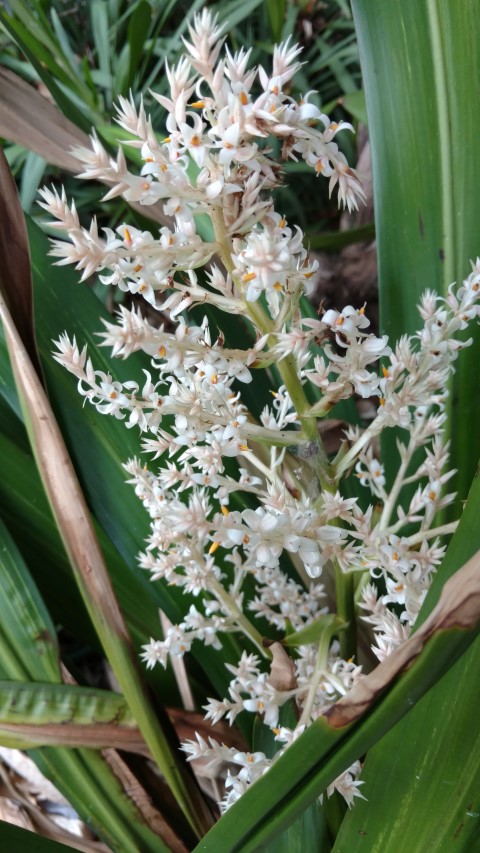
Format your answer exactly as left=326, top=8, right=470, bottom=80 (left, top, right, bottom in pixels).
left=352, top=0, right=480, bottom=507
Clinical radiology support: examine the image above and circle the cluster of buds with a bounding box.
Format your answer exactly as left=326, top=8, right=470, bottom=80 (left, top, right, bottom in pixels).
left=40, top=10, right=480, bottom=812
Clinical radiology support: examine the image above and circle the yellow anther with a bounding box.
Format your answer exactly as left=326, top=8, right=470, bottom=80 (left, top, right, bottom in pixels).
left=242, top=272, right=257, bottom=282
left=160, top=163, right=167, bottom=172
left=221, top=505, right=230, bottom=516
left=379, top=397, right=385, bottom=406
left=109, top=391, right=117, bottom=399
left=142, top=182, right=150, bottom=190
left=144, top=157, right=154, bottom=162
left=209, top=541, right=220, bottom=554
left=239, top=444, right=249, bottom=452
left=239, top=91, right=248, bottom=105
left=134, top=263, right=143, bottom=273
left=190, top=134, right=201, bottom=146
left=304, top=271, right=314, bottom=279
left=162, top=136, right=171, bottom=143
left=158, top=345, right=166, bottom=357
left=279, top=217, right=286, bottom=228
left=211, top=374, right=218, bottom=384
left=315, top=160, right=324, bottom=173
left=382, top=366, right=390, bottom=378
left=124, top=227, right=132, bottom=243
left=190, top=100, right=205, bottom=108
left=273, top=281, right=282, bottom=291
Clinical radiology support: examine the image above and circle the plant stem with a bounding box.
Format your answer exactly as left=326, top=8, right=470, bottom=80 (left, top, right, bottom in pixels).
left=209, top=577, right=270, bottom=658
left=334, top=565, right=356, bottom=660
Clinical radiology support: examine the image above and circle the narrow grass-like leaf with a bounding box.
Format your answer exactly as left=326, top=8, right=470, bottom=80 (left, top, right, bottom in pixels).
left=0, top=12, right=96, bottom=131
left=19, top=151, right=46, bottom=213
left=0, top=518, right=60, bottom=683
left=126, top=1, right=153, bottom=92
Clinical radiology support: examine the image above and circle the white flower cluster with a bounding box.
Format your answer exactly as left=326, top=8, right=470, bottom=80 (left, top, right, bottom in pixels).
left=41, top=9, right=480, bottom=816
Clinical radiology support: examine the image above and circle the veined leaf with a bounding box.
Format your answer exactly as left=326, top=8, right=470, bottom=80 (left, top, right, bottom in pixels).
left=0, top=518, right=60, bottom=683
left=0, top=680, right=147, bottom=753
left=352, top=0, right=480, bottom=508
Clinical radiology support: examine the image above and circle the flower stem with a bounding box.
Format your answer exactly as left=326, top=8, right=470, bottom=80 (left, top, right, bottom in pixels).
left=209, top=577, right=269, bottom=658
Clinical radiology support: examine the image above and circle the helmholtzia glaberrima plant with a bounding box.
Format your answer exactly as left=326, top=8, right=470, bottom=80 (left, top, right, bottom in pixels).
left=38, top=9, right=479, bottom=814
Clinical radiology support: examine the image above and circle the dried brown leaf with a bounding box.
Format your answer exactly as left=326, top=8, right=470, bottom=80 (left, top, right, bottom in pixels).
left=267, top=642, right=297, bottom=692
left=0, top=68, right=168, bottom=225
left=0, top=67, right=90, bottom=172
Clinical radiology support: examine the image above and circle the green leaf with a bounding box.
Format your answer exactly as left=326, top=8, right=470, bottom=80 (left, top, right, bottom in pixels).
left=352, top=0, right=480, bottom=507
left=266, top=0, right=286, bottom=42
left=0, top=822, right=72, bottom=852
left=0, top=517, right=60, bottom=683
left=283, top=614, right=348, bottom=648
left=332, top=461, right=480, bottom=851
left=0, top=12, right=96, bottom=131
left=126, top=1, right=153, bottom=92
left=306, top=222, right=375, bottom=252
left=90, top=0, right=112, bottom=106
